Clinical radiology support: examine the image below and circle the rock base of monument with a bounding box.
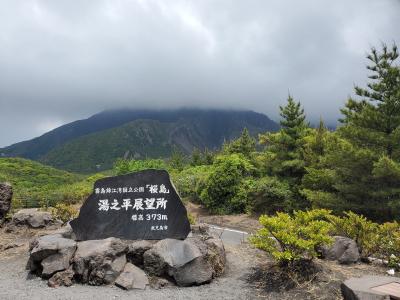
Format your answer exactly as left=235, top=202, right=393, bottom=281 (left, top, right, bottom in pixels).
left=26, top=224, right=226, bottom=289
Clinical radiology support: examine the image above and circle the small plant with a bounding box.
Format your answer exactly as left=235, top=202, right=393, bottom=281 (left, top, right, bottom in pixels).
left=376, top=221, right=400, bottom=267
left=328, top=211, right=379, bottom=258
left=187, top=212, right=196, bottom=225
left=250, top=209, right=333, bottom=266
left=51, top=203, right=78, bottom=224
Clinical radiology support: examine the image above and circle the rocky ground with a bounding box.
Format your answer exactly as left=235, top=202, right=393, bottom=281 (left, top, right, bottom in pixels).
left=0, top=227, right=262, bottom=300
left=0, top=203, right=396, bottom=300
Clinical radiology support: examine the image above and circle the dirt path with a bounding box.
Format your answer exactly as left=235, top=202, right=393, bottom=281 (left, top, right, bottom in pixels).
left=186, top=202, right=262, bottom=233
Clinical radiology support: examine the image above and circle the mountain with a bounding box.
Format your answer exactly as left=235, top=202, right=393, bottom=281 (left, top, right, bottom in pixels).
left=1, top=109, right=279, bottom=173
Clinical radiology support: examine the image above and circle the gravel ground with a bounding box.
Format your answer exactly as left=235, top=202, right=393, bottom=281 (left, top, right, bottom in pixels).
left=0, top=241, right=264, bottom=300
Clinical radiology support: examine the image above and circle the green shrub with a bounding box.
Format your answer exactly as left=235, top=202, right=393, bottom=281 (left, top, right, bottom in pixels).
left=114, top=158, right=167, bottom=175
left=171, top=166, right=212, bottom=201
left=328, top=212, right=400, bottom=262
left=250, top=209, right=333, bottom=266
left=245, top=176, right=293, bottom=214
left=328, top=211, right=379, bottom=258
left=200, top=154, right=255, bottom=214
left=376, top=221, right=400, bottom=268
left=187, top=212, right=196, bottom=225
left=51, top=203, right=78, bottom=224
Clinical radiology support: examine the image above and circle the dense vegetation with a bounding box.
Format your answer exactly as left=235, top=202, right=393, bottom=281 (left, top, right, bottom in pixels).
left=0, top=158, right=105, bottom=210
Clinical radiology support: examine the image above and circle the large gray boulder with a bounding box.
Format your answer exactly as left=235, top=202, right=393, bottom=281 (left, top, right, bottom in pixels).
left=25, top=229, right=226, bottom=288
left=322, top=236, right=360, bottom=264
left=171, top=256, right=213, bottom=286
left=27, top=234, right=77, bottom=277
left=12, top=208, right=54, bottom=228
left=0, top=183, right=12, bottom=224
left=143, top=238, right=202, bottom=276
left=169, top=237, right=226, bottom=286
left=52, top=223, right=76, bottom=240
left=115, top=263, right=149, bottom=290
left=73, top=237, right=127, bottom=285
left=143, top=236, right=225, bottom=286
left=127, top=240, right=153, bottom=267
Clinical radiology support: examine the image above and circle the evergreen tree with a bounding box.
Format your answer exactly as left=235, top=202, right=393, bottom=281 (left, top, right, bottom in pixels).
left=260, top=95, right=310, bottom=210
left=190, top=148, right=202, bottom=166
left=303, top=44, right=400, bottom=221
left=203, top=148, right=214, bottom=165
left=260, top=95, right=309, bottom=180
left=280, top=95, right=308, bottom=146
left=340, top=43, right=400, bottom=159
left=170, top=146, right=185, bottom=171
left=223, top=128, right=256, bottom=157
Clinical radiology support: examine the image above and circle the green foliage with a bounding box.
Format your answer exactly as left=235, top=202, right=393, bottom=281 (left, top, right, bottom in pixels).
left=190, top=148, right=203, bottom=166
left=340, top=43, right=400, bottom=159
left=200, top=154, right=255, bottom=214
left=171, top=166, right=212, bottom=201
left=302, top=44, right=400, bottom=222
left=114, top=158, right=167, bottom=175
left=49, top=173, right=106, bottom=205
left=245, top=176, right=293, bottom=214
left=187, top=212, right=196, bottom=225
left=250, top=209, right=333, bottom=265
left=329, top=211, right=400, bottom=262
left=51, top=203, right=79, bottom=224
left=202, top=148, right=215, bottom=165
left=190, top=148, right=214, bottom=166
left=169, top=147, right=186, bottom=171
left=39, top=119, right=177, bottom=173
left=375, top=221, right=400, bottom=267
left=328, top=211, right=379, bottom=257
left=0, top=158, right=84, bottom=209
left=259, top=95, right=310, bottom=211
left=223, top=128, right=256, bottom=157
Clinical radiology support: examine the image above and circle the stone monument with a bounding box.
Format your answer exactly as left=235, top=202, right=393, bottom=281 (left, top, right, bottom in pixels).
left=70, top=169, right=191, bottom=240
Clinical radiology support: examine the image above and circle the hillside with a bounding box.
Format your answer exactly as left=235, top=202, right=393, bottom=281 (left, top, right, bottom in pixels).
left=0, top=109, right=278, bottom=160
left=1, top=109, right=279, bottom=173
left=0, top=158, right=83, bottom=208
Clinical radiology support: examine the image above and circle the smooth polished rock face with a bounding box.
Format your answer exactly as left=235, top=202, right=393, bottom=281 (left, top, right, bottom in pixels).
left=70, top=170, right=191, bottom=241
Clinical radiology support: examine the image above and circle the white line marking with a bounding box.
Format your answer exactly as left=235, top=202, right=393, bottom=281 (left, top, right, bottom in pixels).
left=206, top=224, right=249, bottom=235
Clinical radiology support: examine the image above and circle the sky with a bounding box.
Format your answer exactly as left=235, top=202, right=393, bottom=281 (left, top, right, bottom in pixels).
left=0, top=0, right=399, bottom=147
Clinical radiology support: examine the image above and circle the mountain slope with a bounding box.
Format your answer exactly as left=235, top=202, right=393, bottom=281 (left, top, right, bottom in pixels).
left=1, top=109, right=279, bottom=173
left=40, top=113, right=277, bottom=172
left=0, top=158, right=83, bottom=206
left=0, top=109, right=277, bottom=159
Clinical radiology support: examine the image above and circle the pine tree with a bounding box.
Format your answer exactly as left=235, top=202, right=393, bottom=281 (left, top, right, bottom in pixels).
left=190, top=148, right=202, bottom=166
left=260, top=95, right=309, bottom=180
left=260, top=95, right=310, bottom=210
left=223, top=128, right=256, bottom=157
left=280, top=95, right=308, bottom=145
left=170, top=146, right=185, bottom=171
left=340, top=43, right=400, bottom=159
left=303, top=44, right=400, bottom=221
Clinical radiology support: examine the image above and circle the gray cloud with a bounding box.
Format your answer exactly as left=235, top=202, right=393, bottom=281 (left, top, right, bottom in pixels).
left=0, top=0, right=399, bottom=147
